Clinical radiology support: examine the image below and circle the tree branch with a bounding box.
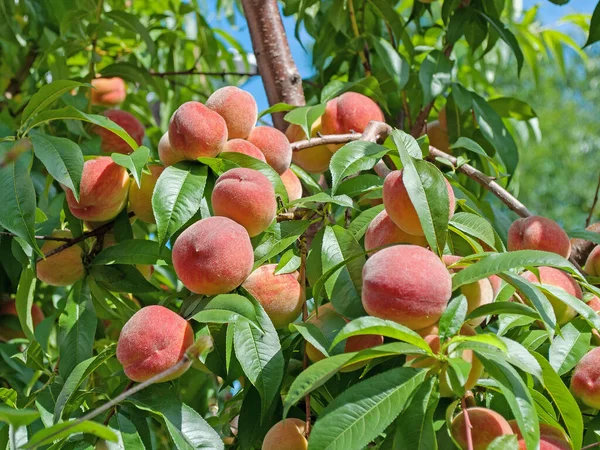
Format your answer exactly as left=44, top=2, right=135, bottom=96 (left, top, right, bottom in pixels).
left=0, top=232, right=72, bottom=242
left=586, top=172, right=600, bottom=228
left=149, top=69, right=259, bottom=78
left=0, top=45, right=38, bottom=112
left=298, top=235, right=311, bottom=437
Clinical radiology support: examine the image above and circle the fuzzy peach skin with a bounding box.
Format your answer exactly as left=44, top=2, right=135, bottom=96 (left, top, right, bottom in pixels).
left=247, top=126, right=292, bottom=174
left=93, top=110, right=145, bottom=154
left=36, top=230, right=85, bottom=286
left=286, top=120, right=332, bottom=173
left=507, top=216, right=571, bottom=258
left=172, top=217, right=254, bottom=295
left=262, top=418, right=307, bottom=450
left=451, top=407, right=514, bottom=450
left=242, top=264, right=303, bottom=328
left=423, top=120, right=450, bottom=153
left=220, top=139, right=266, bottom=162
left=0, top=300, right=44, bottom=341
left=489, top=275, right=503, bottom=297
left=211, top=168, right=277, bottom=237
left=116, top=305, right=194, bottom=382
left=521, top=267, right=582, bottom=324
left=90, top=77, right=126, bottom=106
left=321, top=92, right=385, bottom=152
left=585, top=246, right=600, bottom=276
left=508, top=421, right=571, bottom=450
left=361, top=245, right=452, bottom=330
left=129, top=164, right=164, bottom=224
left=158, top=132, right=185, bottom=166
left=168, top=101, right=228, bottom=159
left=65, top=157, right=130, bottom=222
left=280, top=168, right=303, bottom=202
left=383, top=169, right=456, bottom=236
left=364, top=210, right=428, bottom=255
left=571, top=346, right=600, bottom=409
left=205, top=86, right=257, bottom=139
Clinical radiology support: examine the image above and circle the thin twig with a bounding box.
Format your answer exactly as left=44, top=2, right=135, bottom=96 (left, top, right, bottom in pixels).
left=461, top=397, right=474, bottom=450
left=586, top=172, right=600, bottom=227
left=149, top=69, right=259, bottom=78
left=348, top=0, right=371, bottom=76
left=582, top=443, right=600, bottom=449
left=0, top=232, right=72, bottom=242
left=103, top=380, right=134, bottom=425
left=0, top=45, right=38, bottom=113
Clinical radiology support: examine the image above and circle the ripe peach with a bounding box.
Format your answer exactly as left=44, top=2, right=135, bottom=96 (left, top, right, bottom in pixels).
left=65, top=157, right=130, bottom=222
left=383, top=169, right=456, bottom=236
left=158, top=132, right=185, bottom=166
left=116, top=305, right=194, bottom=382
left=168, top=101, right=228, bottom=159
left=37, top=230, right=85, bottom=286
left=451, top=407, right=514, bottom=450
left=361, top=245, right=452, bottom=330
left=425, top=120, right=450, bottom=153
left=211, top=168, right=277, bottom=237
left=242, top=264, right=303, bottom=328
left=521, top=267, right=582, bottom=324
left=262, top=418, right=307, bottom=450
left=585, top=246, right=600, bottom=276
left=286, top=120, right=332, bottom=173
left=571, top=346, right=600, bottom=409
left=129, top=165, right=164, bottom=224
left=364, top=210, right=428, bottom=254
left=489, top=275, right=502, bottom=297
left=507, top=216, right=571, bottom=258
left=221, top=139, right=266, bottom=162
left=247, top=126, right=292, bottom=174
left=205, top=86, right=257, bottom=139
left=90, top=77, right=126, bottom=106
left=438, top=108, right=447, bottom=130
left=0, top=300, right=44, bottom=341
left=508, top=421, right=571, bottom=450
left=321, top=92, right=385, bottom=152
left=172, top=217, right=254, bottom=295
left=280, top=168, right=302, bottom=202
left=93, top=110, right=144, bottom=154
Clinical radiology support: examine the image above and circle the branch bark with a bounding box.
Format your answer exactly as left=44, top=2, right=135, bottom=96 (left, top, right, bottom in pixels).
left=149, top=70, right=259, bottom=78
left=0, top=45, right=38, bottom=112
left=241, top=0, right=305, bottom=130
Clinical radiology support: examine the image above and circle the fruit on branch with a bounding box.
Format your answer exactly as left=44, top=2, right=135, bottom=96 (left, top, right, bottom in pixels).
left=262, top=418, right=308, bottom=450
left=406, top=325, right=482, bottom=397
left=489, top=275, right=503, bottom=297
left=65, top=157, right=130, bottom=222
left=36, top=230, right=85, bottom=286
left=205, top=86, right=258, bottom=139
left=321, top=92, right=385, bottom=152
left=90, top=77, right=126, bottom=106
left=158, top=132, right=185, bottom=166
left=362, top=245, right=451, bottom=330
left=0, top=300, right=44, bottom=341
left=423, top=120, right=450, bottom=154
left=221, top=139, right=267, bottom=162
left=248, top=126, right=292, bottom=174
left=451, top=407, right=514, bottom=450
left=242, top=264, right=303, bottom=328
left=280, top=168, right=302, bottom=202
left=116, top=305, right=194, bottom=382
left=172, top=216, right=254, bottom=295
left=93, top=110, right=145, bottom=155
left=584, top=245, right=600, bottom=276
left=383, top=169, right=456, bottom=237
left=168, top=101, right=228, bottom=159
left=364, top=210, right=428, bottom=255
left=508, top=421, right=571, bottom=450
left=521, top=267, right=582, bottom=324
left=286, top=120, right=332, bottom=173
left=129, top=164, right=164, bottom=224
left=211, top=168, right=277, bottom=237
left=507, top=216, right=571, bottom=258
left=571, top=346, right=600, bottom=409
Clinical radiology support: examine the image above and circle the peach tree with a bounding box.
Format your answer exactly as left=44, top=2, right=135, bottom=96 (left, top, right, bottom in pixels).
left=0, top=0, right=600, bottom=449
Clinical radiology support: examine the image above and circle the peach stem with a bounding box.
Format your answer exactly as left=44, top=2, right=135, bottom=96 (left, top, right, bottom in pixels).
left=461, top=397, right=474, bottom=450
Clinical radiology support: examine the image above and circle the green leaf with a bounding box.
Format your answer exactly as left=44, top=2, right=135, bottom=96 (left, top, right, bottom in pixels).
left=330, top=141, right=390, bottom=194
left=92, top=239, right=167, bottom=266
left=308, top=367, right=427, bottom=450
left=284, top=104, right=326, bottom=139
left=289, top=192, right=354, bottom=209
left=253, top=220, right=310, bottom=267
left=294, top=320, right=346, bottom=359
left=23, top=420, right=118, bottom=449
left=106, top=10, right=156, bottom=56
left=258, top=102, right=296, bottom=119
left=585, top=1, right=600, bottom=48
left=540, top=284, right=600, bottom=330
left=487, top=435, right=519, bottom=450
left=320, top=76, right=388, bottom=112
left=191, top=294, right=262, bottom=330
left=419, top=50, right=453, bottom=104
left=15, top=267, right=36, bottom=341
left=549, top=321, right=591, bottom=376
left=476, top=10, right=524, bottom=73
left=438, top=295, right=468, bottom=343
left=348, top=204, right=385, bottom=239
left=21, top=80, right=88, bottom=127
left=89, top=265, right=157, bottom=293
left=274, top=249, right=301, bottom=274
left=449, top=137, right=492, bottom=160
left=111, top=147, right=150, bottom=188
left=336, top=174, right=383, bottom=198
left=105, top=413, right=145, bottom=450
left=152, top=163, right=208, bottom=247
left=0, top=406, right=39, bottom=427
left=466, top=301, right=540, bottom=322
left=30, top=133, right=83, bottom=202
left=488, top=97, right=537, bottom=120
left=371, top=37, right=409, bottom=89
left=449, top=212, right=496, bottom=249
left=567, top=229, right=600, bottom=245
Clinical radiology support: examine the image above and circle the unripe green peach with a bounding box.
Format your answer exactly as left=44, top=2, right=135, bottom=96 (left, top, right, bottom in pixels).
left=37, top=230, right=85, bottom=286
left=129, top=164, right=164, bottom=224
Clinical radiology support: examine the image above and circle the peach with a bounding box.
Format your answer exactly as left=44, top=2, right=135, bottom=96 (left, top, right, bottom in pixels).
left=116, top=305, right=194, bottom=382
left=489, top=275, right=503, bottom=297
left=221, top=139, right=266, bottom=162
left=93, top=110, right=144, bottom=154
left=280, top=168, right=302, bottom=202
left=364, top=210, right=428, bottom=254
left=438, top=108, right=447, bottom=130
left=90, top=77, right=126, bottom=106
left=129, top=164, right=164, bottom=224
left=507, top=216, right=571, bottom=258
left=571, top=346, right=600, bottom=409
left=168, top=101, right=228, bottom=159
left=521, top=267, right=582, bottom=324
left=0, top=300, right=44, bottom=341
left=37, top=230, right=85, bottom=286
left=585, top=246, right=600, bottom=276
left=262, top=418, right=307, bottom=450
left=286, top=120, right=332, bottom=173
left=158, top=132, right=185, bottom=166
left=451, top=407, right=514, bottom=450
left=65, top=157, right=130, bottom=222
left=205, top=86, right=257, bottom=139
left=172, top=217, right=254, bottom=295
left=508, top=421, right=571, bottom=450
left=425, top=120, right=450, bottom=153
left=242, top=264, right=303, bottom=328
left=321, top=92, right=385, bottom=152
left=383, top=169, right=456, bottom=236
left=211, top=168, right=277, bottom=237
left=247, top=126, right=292, bottom=174
left=362, top=245, right=451, bottom=330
